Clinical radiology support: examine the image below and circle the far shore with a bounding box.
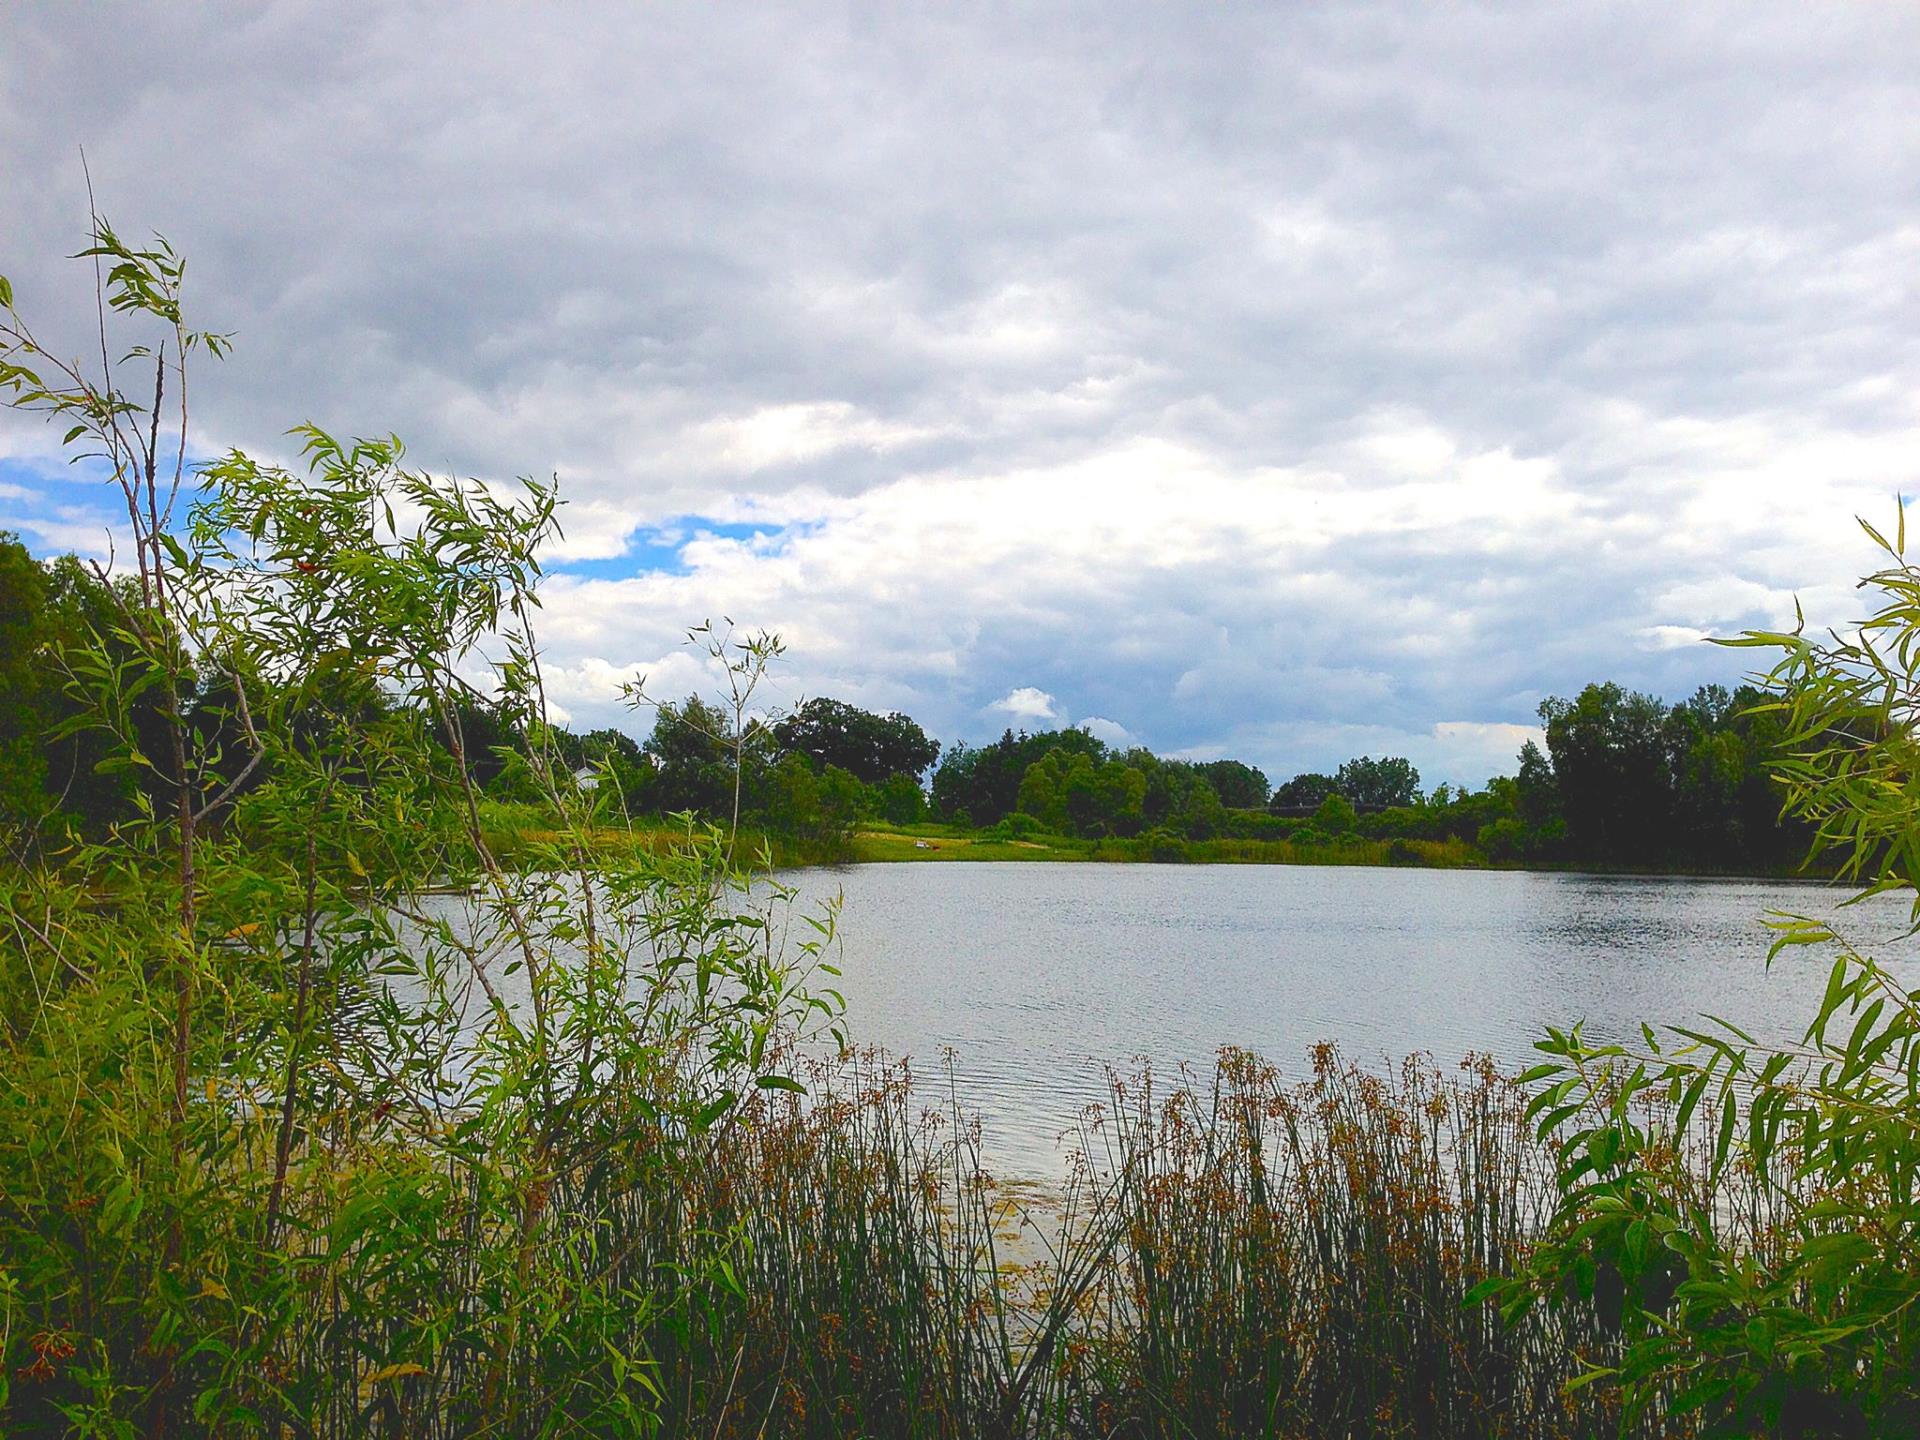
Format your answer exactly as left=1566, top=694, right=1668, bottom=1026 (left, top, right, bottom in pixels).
left=480, top=813, right=1841, bottom=884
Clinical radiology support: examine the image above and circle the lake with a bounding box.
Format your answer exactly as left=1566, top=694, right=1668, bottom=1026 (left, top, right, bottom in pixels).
left=781, top=862, right=1918, bottom=1176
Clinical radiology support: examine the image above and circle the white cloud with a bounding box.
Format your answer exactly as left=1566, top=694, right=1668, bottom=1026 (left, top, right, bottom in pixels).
left=1636, top=625, right=1713, bottom=653
left=688, top=402, right=944, bottom=473
left=988, top=687, right=1060, bottom=722
left=1428, top=722, right=1548, bottom=781
left=1078, top=716, right=1135, bottom=748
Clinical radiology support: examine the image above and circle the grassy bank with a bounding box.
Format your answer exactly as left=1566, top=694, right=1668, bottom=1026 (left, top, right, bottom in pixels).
left=855, top=821, right=1499, bottom=869
left=845, top=821, right=1842, bottom=880
left=478, top=799, right=856, bottom=869
left=485, top=808, right=1826, bottom=879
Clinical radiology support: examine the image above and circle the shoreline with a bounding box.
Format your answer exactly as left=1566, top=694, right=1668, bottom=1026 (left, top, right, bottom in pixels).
left=835, top=824, right=1840, bottom=885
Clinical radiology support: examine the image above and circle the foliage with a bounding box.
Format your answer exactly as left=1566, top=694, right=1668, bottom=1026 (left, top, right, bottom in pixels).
left=1015, top=749, right=1148, bottom=838
left=1537, top=682, right=1802, bottom=870
left=0, top=532, right=50, bottom=827
left=750, top=754, right=867, bottom=846
left=931, top=726, right=1109, bottom=827
left=642, top=693, right=746, bottom=816
left=871, top=770, right=930, bottom=825
left=1488, top=513, right=1920, bottom=1436
left=1271, top=771, right=1338, bottom=810
left=0, top=535, right=177, bottom=842
left=1194, top=757, right=1270, bottom=809
left=0, top=219, right=836, bottom=1436
left=770, top=696, right=939, bottom=785
left=1311, top=792, right=1358, bottom=835
left=1334, top=754, right=1422, bottom=808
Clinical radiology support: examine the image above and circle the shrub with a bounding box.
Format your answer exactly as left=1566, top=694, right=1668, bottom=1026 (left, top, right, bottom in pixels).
left=1139, top=826, right=1191, bottom=863
left=1311, top=793, right=1358, bottom=834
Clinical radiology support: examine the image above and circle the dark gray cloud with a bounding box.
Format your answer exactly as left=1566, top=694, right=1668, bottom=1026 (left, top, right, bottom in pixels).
left=4, top=2, right=1918, bottom=784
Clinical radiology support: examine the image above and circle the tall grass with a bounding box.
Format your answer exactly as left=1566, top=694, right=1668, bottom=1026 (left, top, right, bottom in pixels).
left=1066, top=1046, right=1636, bottom=1438
left=1, top=974, right=1711, bottom=1438
left=388, top=1043, right=1677, bottom=1439
left=624, top=1042, right=1700, bottom=1440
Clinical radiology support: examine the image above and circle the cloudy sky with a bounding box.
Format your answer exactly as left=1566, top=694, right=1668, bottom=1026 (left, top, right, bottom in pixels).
left=4, top=3, right=1918, bottom=786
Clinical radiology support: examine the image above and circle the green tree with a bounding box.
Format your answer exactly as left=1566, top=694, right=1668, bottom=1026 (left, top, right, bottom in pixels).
left=1171, top=773, right=1226, bottom=839
left=1334, top=754, right=1422, bottom=808
left=1538, top=682, right=1674, bottom=863
left=643, top=694, right=745, bottom=815
left=933, top=725, right=1106, bottom=826
left=1513, top=738, right=1559, bottom=832
left=1311, top=792, right=1358, bottom=835
left=1015, top=750, right=1070, bottom=831
left=1195, top=757, right=1270, bottom=809
left=0, top=532, right=50, bottom=829
left=872, top=771, right=928, bottom=825
left=771, top=696, right=939, bottom=784
left=1271, top=771, right=1337, bottom=810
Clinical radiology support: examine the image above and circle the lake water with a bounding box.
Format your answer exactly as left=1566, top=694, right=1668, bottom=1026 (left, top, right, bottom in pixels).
left=781, top=862, right=1919, bottom=1176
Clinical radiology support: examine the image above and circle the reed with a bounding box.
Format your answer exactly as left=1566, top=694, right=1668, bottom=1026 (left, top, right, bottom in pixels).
left=1062, top=1046, right=1643, bottom=1439
left=0, top=978, right=1727, bottom=1440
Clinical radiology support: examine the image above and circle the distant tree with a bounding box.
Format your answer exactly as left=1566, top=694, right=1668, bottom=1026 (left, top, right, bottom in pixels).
left=557, top=726, right=644, bottom=771
left=1514, top=739, right=1559, bottom=830
left=1015, top=753, right=1068, bottom=831
left=932, top=726, right=1106, bottom=826
left=772, top=697, right=939, bottom=784
left=1195, top=758, right=1270, bottom=809
left=1014, top=749, right=1148, bottom=837
left=1, top=547, right=179, bottom=836
left=872, top=772, right=929, bottom=825
left=643, top=695, right=758, bottom=816
left=1333, top=755, right=1421, bottom=808
left=1271, top=772, right=1337, bottom=810
left=442, top=698, right=522, bottom=792
left=546, top=727, right=654, bottom=814
left=749, top=752, right=863, bottom=846
left=1172, top=774, right=1226, bottom=839
left=1121, top=750, right=1223, bottom=832
left=1538, top=682, right=1673, bottom=863
left=1095, top=759, right=1150, bottom=836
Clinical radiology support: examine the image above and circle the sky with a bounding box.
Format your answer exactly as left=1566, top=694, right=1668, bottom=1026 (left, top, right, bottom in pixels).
left=3, top=3, right=1918, bottom=788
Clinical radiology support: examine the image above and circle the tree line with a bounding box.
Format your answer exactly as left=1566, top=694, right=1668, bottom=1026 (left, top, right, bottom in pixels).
left=1, top=526, right=1811, bottom=875
left=925, top=686, right=1808, bottom=872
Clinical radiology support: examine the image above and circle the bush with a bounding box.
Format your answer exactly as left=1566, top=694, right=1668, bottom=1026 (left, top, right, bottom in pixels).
left=1476, top=815, right=1528, bottom=861
left=1140, top=826, right=1190, bottom=862
left=1311, top=792, right=1358, bottom=834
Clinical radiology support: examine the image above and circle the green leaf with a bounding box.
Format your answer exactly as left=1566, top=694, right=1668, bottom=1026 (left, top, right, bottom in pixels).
left=1562, top=1365, right=1620, bottom=1394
